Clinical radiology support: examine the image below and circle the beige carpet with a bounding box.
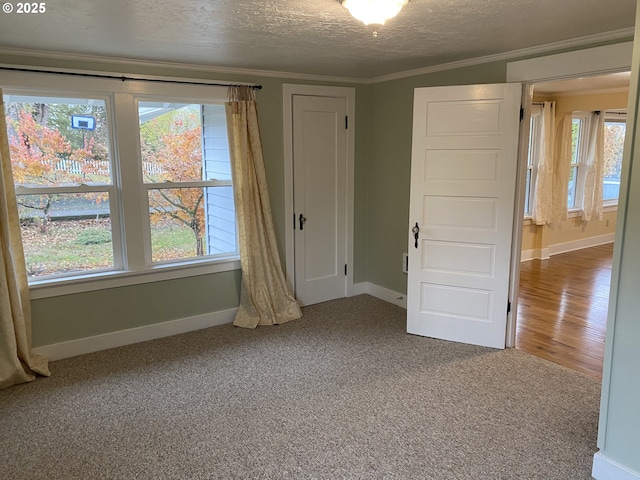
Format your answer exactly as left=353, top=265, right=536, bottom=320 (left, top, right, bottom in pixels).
left=0, top=295, right=600, bottom=479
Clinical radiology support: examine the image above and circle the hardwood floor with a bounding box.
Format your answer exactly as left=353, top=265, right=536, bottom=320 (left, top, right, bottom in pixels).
left=516, top=243, right=613, bottom=380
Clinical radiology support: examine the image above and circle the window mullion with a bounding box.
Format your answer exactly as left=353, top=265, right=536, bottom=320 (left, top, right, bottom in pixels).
left=113, top=93, right=149, bottom=271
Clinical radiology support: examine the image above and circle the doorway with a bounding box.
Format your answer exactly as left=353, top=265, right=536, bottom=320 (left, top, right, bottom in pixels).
left=515, top=72, right=629, bottom=378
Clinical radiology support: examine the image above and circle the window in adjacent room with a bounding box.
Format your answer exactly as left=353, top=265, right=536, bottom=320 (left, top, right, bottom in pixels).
left=568, top=113, right=589, bottom=209
left=524, top=104, right=542, bottom=217
left=602, top=111, right=626, bottom=205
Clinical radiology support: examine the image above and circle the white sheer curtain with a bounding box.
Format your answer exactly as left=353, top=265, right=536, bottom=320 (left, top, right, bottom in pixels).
left=0, top=91, right=50, bottom=389
left=582, top=111, right=605, bottom=221
left=551, top=113, right=574, bottom=223
left=532, top=101, right=555, bottom=225
left=225, top=86, right=302, bottom=329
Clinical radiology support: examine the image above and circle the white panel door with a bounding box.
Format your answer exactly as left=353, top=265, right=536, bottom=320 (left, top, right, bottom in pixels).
left=292, top=95, right=347, bottom=306
left=407, top=83, right=522, bottom=349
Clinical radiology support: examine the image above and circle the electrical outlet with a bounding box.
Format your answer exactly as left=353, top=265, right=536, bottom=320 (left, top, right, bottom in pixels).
left=402, top=253, right=408, bottom=273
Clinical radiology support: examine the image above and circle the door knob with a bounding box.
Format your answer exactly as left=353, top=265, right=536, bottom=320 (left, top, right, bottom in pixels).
left=412, top=222, right=420, bottom=248
left=299, top=213, right=307, bottom=230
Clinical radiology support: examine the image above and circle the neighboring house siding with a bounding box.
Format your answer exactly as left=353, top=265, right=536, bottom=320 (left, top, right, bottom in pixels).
left=202, top=105, right=237, bottom=255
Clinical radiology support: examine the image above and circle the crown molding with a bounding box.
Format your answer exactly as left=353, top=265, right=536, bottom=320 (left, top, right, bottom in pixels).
left=368, top=27, right=635, bottom=84
left=0, top=46, right=369, bottom=85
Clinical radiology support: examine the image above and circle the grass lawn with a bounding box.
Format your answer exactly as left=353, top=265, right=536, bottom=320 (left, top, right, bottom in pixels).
left=21, top=218, right=200, bottom=278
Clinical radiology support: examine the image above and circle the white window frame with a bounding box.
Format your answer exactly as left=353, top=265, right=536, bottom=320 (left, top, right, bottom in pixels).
left=6, top=91, right=125, bottom=279
left=1, top=70, right=240, bottom=299
left=524, top=104, right=542, bottom=219
left=569, top=111, right=590, bottom=213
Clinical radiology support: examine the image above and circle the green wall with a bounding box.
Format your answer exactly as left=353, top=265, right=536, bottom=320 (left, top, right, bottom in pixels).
left=0, top=53, right=368, bottom=346
left=367, top=62, right=509, bottom=294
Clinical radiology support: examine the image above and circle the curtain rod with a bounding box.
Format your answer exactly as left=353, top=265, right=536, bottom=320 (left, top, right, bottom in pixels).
left=0, top=66, right=262, bottom=89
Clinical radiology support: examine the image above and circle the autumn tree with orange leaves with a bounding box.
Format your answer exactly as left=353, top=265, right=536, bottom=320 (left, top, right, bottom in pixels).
left=7, top=108, right=101, bottom=231
left=142, top=108, right=206, bottom=256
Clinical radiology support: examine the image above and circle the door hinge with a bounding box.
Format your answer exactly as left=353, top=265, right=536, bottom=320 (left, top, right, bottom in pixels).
left=345, top=115, right=348, bottom=130
left=293, top=213, right=296, bottom=230
left=519, top=106, right=524, bottom=121
left=344, top=264, right=348, bottom=276
left=507, top=301, right=512, bottom=314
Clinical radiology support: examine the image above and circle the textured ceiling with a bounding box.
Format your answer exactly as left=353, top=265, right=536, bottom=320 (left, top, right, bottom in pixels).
left=0, top=0, right=636, bottom=79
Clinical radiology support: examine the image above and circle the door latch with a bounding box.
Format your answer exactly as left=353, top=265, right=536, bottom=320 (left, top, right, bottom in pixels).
left=299, top=213, right=307, bottom=231
left=412, top=222, right=420, bottom=248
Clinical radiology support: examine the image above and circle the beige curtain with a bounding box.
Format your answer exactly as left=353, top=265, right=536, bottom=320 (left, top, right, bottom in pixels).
left=0, top=92, right=50, bottom=389
left=225, top=86, right=302, bottom=329
left=551, top=113, right=574, bottom=223
left=532, top=101, right=555, bottom=225
left=582, top=112, right=605, bottom=221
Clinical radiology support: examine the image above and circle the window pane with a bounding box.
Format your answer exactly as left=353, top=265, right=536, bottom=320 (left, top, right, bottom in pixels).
left=527, top=117, right=536, bottom=167
left=524, top=169, right=532, bottom=215
left=568, top=166, right=578, bottom=208
left=571, top=118, right=582, bottom=164
left=4, top=95, right=111, bottom=186
left=149, top=186, right=236, bottom=263
left=18, top=192, right=114, bottom=277
left=603, top=121, right=625, bottom=201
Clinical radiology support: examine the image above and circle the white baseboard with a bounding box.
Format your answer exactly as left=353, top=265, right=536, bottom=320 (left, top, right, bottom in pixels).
left=521, top=233, right=614, bottom=262
left=521, top=248, right=550, bottom=262
left=33, top=308, right=238, bottom=361
left=353, top=282, right=407, bottom=309
left=593, top=452, right=640, bottom=480
left=549, top=233, right=615, bottom=256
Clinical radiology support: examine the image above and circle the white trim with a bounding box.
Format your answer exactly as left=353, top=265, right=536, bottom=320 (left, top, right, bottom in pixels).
left=0, top=47, right=368, bottom=85
left=32, top=308, right=238, bottom=361
left=520, top=248, right=551, bottom=262
left=593, top=452, right=640, bottom=480
left=549, top=233, right=615, bottom=256
left=520, top=234, right=615, bottom=262
left=353, top=282, right=407, bottom=309
left=507, top=42, right=633, bottom=84
left=282, top=84, right=356, bottom=300
left=372, top=29, right=634, bottom=84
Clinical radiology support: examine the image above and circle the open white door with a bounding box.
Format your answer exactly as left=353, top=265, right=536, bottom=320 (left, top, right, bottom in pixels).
left=407, top=83, right=522, bottom=349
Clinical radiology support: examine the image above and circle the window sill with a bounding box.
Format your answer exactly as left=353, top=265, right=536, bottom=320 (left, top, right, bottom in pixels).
left=522, top=203, right=617, bottom=224
left=28, top=256, right=241, bottom=300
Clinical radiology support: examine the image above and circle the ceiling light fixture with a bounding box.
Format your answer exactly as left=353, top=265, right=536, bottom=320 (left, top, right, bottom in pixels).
left=340, top=0, right=409, bottom=26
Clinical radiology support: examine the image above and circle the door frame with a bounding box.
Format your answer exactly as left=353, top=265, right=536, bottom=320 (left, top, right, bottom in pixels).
left=282, top=84, right=356, bottom=298
left=504, top=41, right=633, bottom=347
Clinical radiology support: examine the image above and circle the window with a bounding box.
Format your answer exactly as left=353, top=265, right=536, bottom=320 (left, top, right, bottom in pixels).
left=567, top=110, right=625, bottom=211
left=2, top=73, right=238, bottom=290
left=4, top=94, right=117, bottom=278
left=524, top=105, right=542, bottom=217
left=603, top=112, right=626, bottom=204
left=568, top=113, right=589, bottom=209
left=137, top=101, right=236, bottom=264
